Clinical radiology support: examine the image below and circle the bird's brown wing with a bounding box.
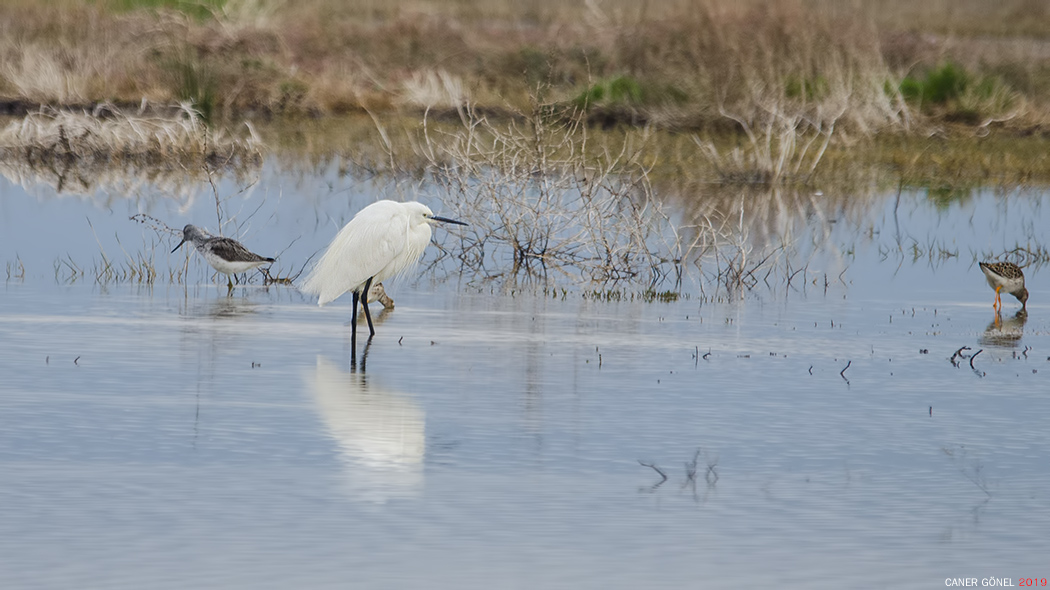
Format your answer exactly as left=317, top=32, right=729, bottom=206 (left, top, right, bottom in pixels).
left=207, top=237, right=274, bottom=263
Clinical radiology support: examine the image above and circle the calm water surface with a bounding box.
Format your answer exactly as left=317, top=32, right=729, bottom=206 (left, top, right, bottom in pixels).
left=1, top=164, right=1049, bottom=588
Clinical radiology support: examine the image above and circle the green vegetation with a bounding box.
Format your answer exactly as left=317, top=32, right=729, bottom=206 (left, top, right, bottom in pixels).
left=899, top=62, right=1017, bottom=124
left=642, top=290, right=680, bottom=303
left=165, top=53, right=218, bottom=121
left=900, top=63, right=970, bottom=106
left=105, top=0, right=226, bottom=20
left=575, top=76, right=643, bottom=108
left=573, top=75, right=688, bottom=113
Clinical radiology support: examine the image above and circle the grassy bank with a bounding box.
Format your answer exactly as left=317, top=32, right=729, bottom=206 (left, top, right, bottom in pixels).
left=255, top=112, right=1050, bottom=188
left=1, top=0, right=1048, bottom=132
left=2, top=0, right=1049, bottom=204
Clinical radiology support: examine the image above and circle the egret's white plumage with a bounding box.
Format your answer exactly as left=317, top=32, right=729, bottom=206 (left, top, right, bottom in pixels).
left=300, top=200, right=466, bottom=341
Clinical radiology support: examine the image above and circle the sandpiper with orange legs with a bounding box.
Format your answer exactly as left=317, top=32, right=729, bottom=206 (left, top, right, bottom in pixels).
left=979, top=261, right=1028, bottom=312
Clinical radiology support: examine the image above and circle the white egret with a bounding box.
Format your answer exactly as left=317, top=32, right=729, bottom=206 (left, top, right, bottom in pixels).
left=172, top=224, right=275, bottom=289
left=299, top=200, right=466, bottom=342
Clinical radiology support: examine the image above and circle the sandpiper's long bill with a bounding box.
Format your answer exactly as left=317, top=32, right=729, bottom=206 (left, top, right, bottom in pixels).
left=979, top=261, right=1027, bottom=312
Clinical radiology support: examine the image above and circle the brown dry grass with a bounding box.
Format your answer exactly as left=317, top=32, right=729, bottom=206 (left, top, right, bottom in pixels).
left=0, top=103, right=261, bottom=196
left=0, top=0, right=1047, bottom=129
left=1, top=0, right=1048, bottom=194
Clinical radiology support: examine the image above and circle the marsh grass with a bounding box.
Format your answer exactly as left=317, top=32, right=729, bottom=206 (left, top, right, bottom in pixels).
left=88, top=240, right=162, bottom=285
left=899, top=62, right=1022, bottom=125
left=263, top=112, right=1050, bottom=192
left=0, top=103, right=261, bottom=197
left=0, top=103, right=260, bottom=166
left=978, top=245, right=1050, bottom=273
left=275, top=107, right=1050, bottom=298
left=3, top=0, right=1044, bottom=208
left=873, top=134, right=1050, bottom=189
left=16, top=106, right=1044, bottom=294
left=3, top=0, right=1050, bottom=135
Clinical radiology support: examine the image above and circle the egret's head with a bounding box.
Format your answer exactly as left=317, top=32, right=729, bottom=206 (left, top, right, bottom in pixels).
left=413, top=202, right=467, bottom=227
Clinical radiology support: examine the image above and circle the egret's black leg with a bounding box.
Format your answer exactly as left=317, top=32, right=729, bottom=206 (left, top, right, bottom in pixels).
left=361, top=276, right=376, bottom=336
left=361, top=335, right=372, bottom=372
left=350, top=334, right=373, bottom=374
left=350, top=289, right=360, bottom=352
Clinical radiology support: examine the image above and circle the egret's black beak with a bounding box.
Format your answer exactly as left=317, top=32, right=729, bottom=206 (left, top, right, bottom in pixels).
left=431, top=215, right=468, bottom=226
left=171, top=239, right=186, bottom=253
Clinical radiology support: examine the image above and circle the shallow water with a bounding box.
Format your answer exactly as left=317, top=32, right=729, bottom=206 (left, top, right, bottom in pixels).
left=2, top=164, right=1049, bottom=588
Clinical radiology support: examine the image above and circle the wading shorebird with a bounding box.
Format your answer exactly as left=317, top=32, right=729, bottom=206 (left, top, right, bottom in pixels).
left=979, top=261, right=1028, bottom=312
left=172, top=224, right=275, bottom=289
left=299, top=200, right=466, bottom=347
left=366, top=282, right=395, bottom=309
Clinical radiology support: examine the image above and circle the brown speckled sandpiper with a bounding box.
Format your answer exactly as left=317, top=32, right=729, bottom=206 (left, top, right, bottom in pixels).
left=979, top=261, right=1028, bottom=311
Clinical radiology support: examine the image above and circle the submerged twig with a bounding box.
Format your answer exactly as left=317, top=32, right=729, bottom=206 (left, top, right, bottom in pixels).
left=638, top=460, right=668, bottom=492
left=950, top=346, right=972, bottom=367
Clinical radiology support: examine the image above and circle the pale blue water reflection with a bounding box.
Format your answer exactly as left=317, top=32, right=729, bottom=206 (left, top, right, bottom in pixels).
left=1, top=273, right=1049, bottom=588
left=2, top=166, right=1050, bottom=587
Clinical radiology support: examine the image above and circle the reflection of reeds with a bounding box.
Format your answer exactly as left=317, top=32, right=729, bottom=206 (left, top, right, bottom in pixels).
left=5, top=256, right=25, bottom=281
left=983, top=245, right=1050, bottom=269
left=877, top=210, right=1050, bottom=271
left=0, top=103, right=261, bottom=196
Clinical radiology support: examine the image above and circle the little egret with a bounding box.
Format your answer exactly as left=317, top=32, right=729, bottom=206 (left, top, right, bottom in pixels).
left=172, top=224, right=275, bottom=289
left=299, top=200, right=466, bottom=343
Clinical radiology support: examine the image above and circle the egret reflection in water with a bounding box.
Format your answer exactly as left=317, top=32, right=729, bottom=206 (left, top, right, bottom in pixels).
left=305, top=356, right=425, bottom=502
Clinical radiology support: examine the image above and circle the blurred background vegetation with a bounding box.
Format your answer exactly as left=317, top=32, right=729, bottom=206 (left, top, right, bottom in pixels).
left=2, top=0, right=1050, bottom=188
left=0, top=0, right=1046, bottom=128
